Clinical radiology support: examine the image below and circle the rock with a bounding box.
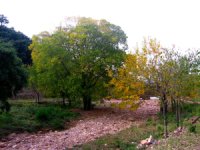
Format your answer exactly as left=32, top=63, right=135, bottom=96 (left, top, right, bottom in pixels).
left=0, top=139, right=7, bottom=142
left=0, top=142, right=6, bottom=148
left=38, top=131, right=42, bottom=134
left=8, top=133, right=16, bottom=140
left=12, top=144, right=18, bottom=148
left=140, top=139, right=148, bottom=145
left=138, top=135, right=155, bottom=149
left=177, top=127, right=182, bottom=131
left=147, top=135, right=154, bottom=144
left=174, top=130, right=178, bottom=134
left=131, top=141, right=136, bottom=144
left=173, top=127, right=183, bottom=135
left=10, top=133, right=16, bottom=137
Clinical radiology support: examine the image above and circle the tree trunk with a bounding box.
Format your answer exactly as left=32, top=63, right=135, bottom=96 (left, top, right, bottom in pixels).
left=176, top=99, right=179, bottom=127
left=160, top=93, right=168, bottom=114
left=35, top=91, right=40, bottom=104
left=83, top=94, right=92, bottom=110
left=178, top=100, right=181, bottom=127
left=12, top=88, right=16, bottom=100
left=33, top=86, right=40, bottom=104
left=68, top=98, right=72, bottom=107
left=62, top=97, right=66, bottom=106
left=162, top=93, right=168, bottom=138
left=171, top=98, right=176, bottom=112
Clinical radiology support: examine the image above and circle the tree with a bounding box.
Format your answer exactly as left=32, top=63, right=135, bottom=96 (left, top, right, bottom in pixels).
left=0, top=40, right=27, bottom=112
left=30, top=31, right=80, bottom=106
left=137, top=38, right=173, bottom=138
left=0, top=15, right=32, bottom=65
left=0, top=14, right=9, bottom=26
left=30, top=17, right=127, bottom=110
left=28, top=65, right=42, bottom=103
left=136, top=38, right=200, bottom=138
left=71, top=18, right=127, bottom=110
left=168, top=51, right=200, bottom=127
left=108, top=54, right=144, bottom=110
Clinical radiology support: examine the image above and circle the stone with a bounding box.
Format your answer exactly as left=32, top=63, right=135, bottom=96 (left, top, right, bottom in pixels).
left=140, top=139, right=148, bottom=145
left=0, top=142, right=6, bottom=148
left=12, top=145, right=17, bottom=148
left=10, top=133, right=16, bottom=137
left=147, top=135, right=154, bottom=144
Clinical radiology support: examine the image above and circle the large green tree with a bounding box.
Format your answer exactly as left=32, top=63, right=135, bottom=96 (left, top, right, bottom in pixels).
left=0, top=14, right=32, bottom=65
left=0, top=40, right=27, bottom=112
left=30, top=17, right=127, bottom=110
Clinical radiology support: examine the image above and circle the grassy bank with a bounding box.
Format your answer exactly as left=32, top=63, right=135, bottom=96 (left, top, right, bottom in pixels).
left=0, top=100, right=79, bottom=138
left=152, top=132, right=200, bottom=150
left=81, top=102, right=200, bottom=150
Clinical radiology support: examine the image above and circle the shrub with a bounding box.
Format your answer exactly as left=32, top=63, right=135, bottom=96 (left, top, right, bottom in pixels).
left=50, top=119, right=65, bottom=129
left=35, top=107, right=53, bottom=121
left=112, top=138, right=136, bottom=149
left=0, top=113, right=12, bottom=124
left=188, top=125, right=196, bottom=133
left=156, top=124, right=164, bottom=136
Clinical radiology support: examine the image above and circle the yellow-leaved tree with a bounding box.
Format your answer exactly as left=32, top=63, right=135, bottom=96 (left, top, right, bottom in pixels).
left=107, top=54, right=144, bottom=110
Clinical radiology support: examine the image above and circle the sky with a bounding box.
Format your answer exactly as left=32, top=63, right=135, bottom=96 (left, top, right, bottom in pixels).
left=1, top=0, right=200, bottom=52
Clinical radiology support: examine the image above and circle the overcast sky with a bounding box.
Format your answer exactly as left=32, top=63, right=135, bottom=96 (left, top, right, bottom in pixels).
left=1, top=0, right=200, bottom=51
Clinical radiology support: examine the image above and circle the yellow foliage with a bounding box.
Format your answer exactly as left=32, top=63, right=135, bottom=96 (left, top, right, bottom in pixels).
left=108, top=54, right=144, bottom=110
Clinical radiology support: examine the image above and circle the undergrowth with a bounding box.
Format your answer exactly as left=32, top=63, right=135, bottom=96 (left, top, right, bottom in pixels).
left=0, top=100, right=79, bottom=138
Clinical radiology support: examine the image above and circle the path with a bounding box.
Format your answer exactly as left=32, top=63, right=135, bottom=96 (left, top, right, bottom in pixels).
left=0, top=100, right=159, bottom=150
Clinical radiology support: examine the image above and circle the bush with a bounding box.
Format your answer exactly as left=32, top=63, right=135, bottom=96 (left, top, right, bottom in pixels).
left=156, top=124, right=164, bottom=136
left=35, top=107, right=52, bottom=121
left=0, top=100, right=79, bottom=138
left=35, top=106, right=78, bottom=129
left=188, top=125, right=196, bottom=133
left=0, top=100, right=11, bottom=113
left=50, top=119, right=65, bottom=129
left=146, top=118, right=153, bottom=125
left=112, top=138, right=136, bottom=149
left=0, top=113, right=12, bottom=124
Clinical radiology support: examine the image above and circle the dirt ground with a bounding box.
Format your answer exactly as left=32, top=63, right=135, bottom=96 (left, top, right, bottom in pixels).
left=0, top=100, right=159, bottom=150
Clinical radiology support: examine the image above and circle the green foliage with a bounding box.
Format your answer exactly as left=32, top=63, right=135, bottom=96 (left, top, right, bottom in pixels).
left=112, top=138, right=136, bottom=150
left=81, top=103, right=199, bottom=149
left=0, top=100, right=79, bottom=138
left=133, top=38, right=200, bottom=137
left=0, top=113, right=12, bottom=124
left=35, top=106, right=76, bottom=122
left=152, top=132, right=200, bottom=150
left=179, top=103, right=200, bottom=123
left=0, top=15, right=31, bottom=65
left=0, top=40, right=27, bottom=110
left=0, top=101, right=11, bottom=113
left=156, top=124, right=163, bottom=133
left=0, top=14, right=9, bottom=26
left=30, top=17, right=127, bottom=110
left=81, top=123, right=157, bottom=149
left=188, top=125, right=196, bottom=133
left=35, top=108, right=52, bottom=121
